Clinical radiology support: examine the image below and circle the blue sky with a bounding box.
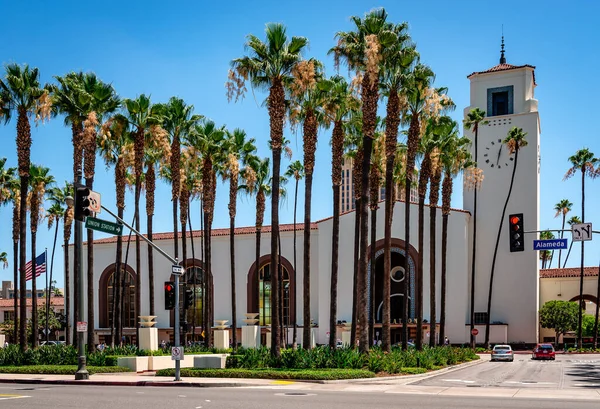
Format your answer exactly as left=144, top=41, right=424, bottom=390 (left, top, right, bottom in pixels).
left=1, top=0, right=599, bottom=289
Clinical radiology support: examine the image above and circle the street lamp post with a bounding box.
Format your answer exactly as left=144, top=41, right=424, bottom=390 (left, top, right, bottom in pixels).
left=71, top=172, right=89, bottom=380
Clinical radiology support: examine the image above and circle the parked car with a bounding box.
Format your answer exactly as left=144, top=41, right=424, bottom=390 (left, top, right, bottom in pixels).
left=491, top=344, right=514, bottom=362
left=532, top=343, right=555, bottom=360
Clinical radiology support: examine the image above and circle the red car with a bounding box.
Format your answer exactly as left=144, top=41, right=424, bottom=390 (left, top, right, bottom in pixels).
left=532, top=343, right=555, bottom=360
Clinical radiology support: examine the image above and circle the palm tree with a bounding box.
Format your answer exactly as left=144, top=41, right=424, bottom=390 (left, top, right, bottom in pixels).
left=485, top=127, right=528, bottom=347
left=539, top=231, right=555, bottom=269
left=463, top=107, right=487, bottom=348
left=0, top=63, right=51, bottom=350
left=331, top=8, right=399, bottom=352
left=439, top=134, right=472, bottom=344
left=230, top=23, right=308, bottom=357
left=0, top=252, right=7, bottom=269
left=379, top=29, right=416, bottom=352
left=45, top=200, right=64, bottom=344
left=221, top=129, right=256, bottom=350
left=564, top=148, right=599, bottom=349
left=289, top=59, right=328, bottom=349
left=553, top=200, right=573, bottom=269
left=284, top=160, right=304, bottom=348
left=155, top=97, right=202, bottom=272
left=320, top=75, right=359, bottom=348
left=118, top=95, right=161, bottom=346
left=563, top=216, right=582, bottom=268
left=28, top=164, right=55, bottom=347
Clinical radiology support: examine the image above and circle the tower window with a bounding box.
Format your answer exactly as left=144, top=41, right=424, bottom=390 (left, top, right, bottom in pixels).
left=487, top=85, right=514, bottom=117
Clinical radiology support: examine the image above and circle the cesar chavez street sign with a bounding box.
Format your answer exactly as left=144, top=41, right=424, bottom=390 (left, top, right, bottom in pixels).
left=85, top=216, right=123, bottom=236
left=533, top=238, right=568, bottom=251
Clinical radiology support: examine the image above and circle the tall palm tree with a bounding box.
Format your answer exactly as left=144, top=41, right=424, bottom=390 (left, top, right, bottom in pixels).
left=0, top=159, right=18, bottom=343
left=553, top=200, right=573, bottom=270
left=230, top=23, right=308, bottom=357
left=564, top=148, right=599, bottom=349
left=45, top=200, right=64, bottom=344
left=0, top=63, right=51, bottom=350
left=289, top=59, right=328, bottom=349
left=463, top=107, right=487, bottom=348
left=439, top=134, right=472, bottom=344
left=563, top=216, right=582, bottom=267
left=320, top=75, right=359, bottom=348
left=485, top=127, right=528, bottom=347
left=59, top=185, right=74, bottom=345
left=284, top=160, right=304, bottom=348
left=28, top=164, right=55, bottom=347
left=118, top=95, right=161, bottom=346
left=155, top=97, right=202, bottom=272
left=331, top=7, right=398, bottom=353
left=221, top=129, right=256, bottom=350
left=0, top=252, right=7, bottom=269
left=379, top=29, right=415, bottom=352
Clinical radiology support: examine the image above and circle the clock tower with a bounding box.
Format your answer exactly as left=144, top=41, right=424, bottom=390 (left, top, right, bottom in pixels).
left=463, top=41, right=540, bottom=344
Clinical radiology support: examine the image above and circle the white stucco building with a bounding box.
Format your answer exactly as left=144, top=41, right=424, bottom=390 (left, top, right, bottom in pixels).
left=67, top=54, right=550, bottom=347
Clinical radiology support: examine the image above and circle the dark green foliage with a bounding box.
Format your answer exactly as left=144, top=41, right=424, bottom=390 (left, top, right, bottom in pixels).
left=156, top=368, right=375, bottom=380
left=0, top=365, right=131, bottom=374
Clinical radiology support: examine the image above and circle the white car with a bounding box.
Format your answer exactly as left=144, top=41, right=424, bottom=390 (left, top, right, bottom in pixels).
left=491, top=344, right=514, bottom=362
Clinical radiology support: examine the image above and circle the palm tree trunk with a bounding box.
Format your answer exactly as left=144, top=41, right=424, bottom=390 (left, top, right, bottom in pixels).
left=369, top=206, right=377, bottom=348
left=13, top=239, right=18, bottom=345
left=577, top=171, right=585, bottom=349
left=469, top=128, right=479, bottom=349
left=17, top=109, right=30, bottom=351
left=121, top=213, right=136, bottom=343
left=292, top=179, right=299, bottom=349
left=47, top=221, right=60, bottom=343
left=485, top=148, right=520, bottom=347
left=31, top=232, right=38, bottom=348
left=86, top=176, right=95, bottom=352
left=558, top=215, right=566, bottom=268
left=188, top=205, right=196, bottom=342
left=278, top=233, right=284, bottom=347
left=329, top=179, right=339, bottom=349
left=563, top=243, right=574, bottom=268
left=180, top=195, right=188, bottom=342
left=302, top=172, right=313, bottom=349
left=64, top=236, right=70, bottom=345
left=111, top=206, right=124, bottom=347
left=72, top=221, right=79, bottom=347
left=429, top=205, right=437, bottom=347
left=351, top=198, right=361, bottom=347
left=146, top=165, right=156, bottom=318
left=440, top=213, right=449, bottom=344
left=548, top=251, right=554, bottom=269
left=593, top=259, right=600, bottom=349
left=229, top=212, right=237, bottom=349
left=416, top=157, right=430, bottom=351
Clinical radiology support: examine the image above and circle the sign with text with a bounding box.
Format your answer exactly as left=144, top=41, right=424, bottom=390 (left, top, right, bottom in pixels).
left=77, top=321, right=88, bottom=332
left=572, top=223, right=593, bottom=242
left=172, top=265, right=184, bottom=275
left=85, top=217, right=123, bottom=236
left=533, top=238, right=568, bottom=250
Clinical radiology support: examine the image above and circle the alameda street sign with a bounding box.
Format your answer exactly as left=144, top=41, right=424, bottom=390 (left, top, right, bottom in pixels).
left=533, top=238, right=568, bottom=250
left=85, top=216, right=123, bottom=236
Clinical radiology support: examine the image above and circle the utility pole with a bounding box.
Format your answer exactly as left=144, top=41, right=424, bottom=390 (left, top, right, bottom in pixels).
left=74, top=172, right=89, bottom=380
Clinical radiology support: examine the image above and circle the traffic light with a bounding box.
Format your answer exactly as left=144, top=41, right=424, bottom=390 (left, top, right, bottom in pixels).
left=508, top=213, right=524, bottom=252
left=164, top=281, right=175, bottom=310
left=74, top=186, right=92, bottom=222
left=183, top=289, right=194, bottom=309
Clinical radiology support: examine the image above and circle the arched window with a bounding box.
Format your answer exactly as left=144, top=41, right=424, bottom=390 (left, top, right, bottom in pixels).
left=107, top=269, right=136, bottom=328
left=181, top=266, right=204, bottom=328
left=258, top=263, right=291, bottom=326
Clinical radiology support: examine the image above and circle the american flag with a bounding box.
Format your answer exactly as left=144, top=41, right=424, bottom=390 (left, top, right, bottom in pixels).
left=25, top=253, right=46, bottom=281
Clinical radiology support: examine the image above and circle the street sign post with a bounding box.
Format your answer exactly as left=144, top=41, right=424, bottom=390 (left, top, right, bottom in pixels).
left=572, top=223, right=593, bottom=242
left=85, top=217, right=123, bottom=236
left=171, top=346, right=184, bottom=361
left=533, top=238, right=568, bottom=250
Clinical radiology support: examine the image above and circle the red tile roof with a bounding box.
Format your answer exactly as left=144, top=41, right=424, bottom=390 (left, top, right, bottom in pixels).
left=0, top=297, right=64, bottom=308
left=87, top=222, right=318, bottom=245
left=540, top=267, right=599, bottom=279
left=467, top=63, right=536, bottom=85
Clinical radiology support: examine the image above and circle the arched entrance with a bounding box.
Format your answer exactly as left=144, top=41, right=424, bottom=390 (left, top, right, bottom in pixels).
left=98, top=263, right=138, bottom=344
left=367, top=238, right=418, bottom=344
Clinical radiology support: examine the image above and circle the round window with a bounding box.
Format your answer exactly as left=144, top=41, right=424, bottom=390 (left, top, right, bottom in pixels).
left=390, top=266, right=405, bottom=282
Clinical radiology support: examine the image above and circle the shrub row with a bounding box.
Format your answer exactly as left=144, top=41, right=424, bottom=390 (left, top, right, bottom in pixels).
left=0, top=365, right=131, bottom=374
left=156, top=368, right=375, bottom=380
left=226, top=346, right=478, bottom=374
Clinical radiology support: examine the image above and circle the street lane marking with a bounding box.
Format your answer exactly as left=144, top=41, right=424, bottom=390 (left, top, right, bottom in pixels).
left=272, top=380, right=295, bottom=385
left=442, top=379, right=475, bottom=383
left=0, top=394, right=30, bottom=400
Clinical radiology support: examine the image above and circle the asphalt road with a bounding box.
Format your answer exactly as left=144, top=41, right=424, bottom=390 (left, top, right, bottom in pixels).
left=413, top=353, right=600, bottom=389
left=0, top=384, right=598, bottom=409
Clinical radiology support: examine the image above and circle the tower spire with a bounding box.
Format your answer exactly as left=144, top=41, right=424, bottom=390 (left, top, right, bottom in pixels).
left=500, top=26, right=506, bottom=64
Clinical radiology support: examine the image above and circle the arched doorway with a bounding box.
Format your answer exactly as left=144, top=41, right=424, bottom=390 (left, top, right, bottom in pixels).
left=98, top=263, right=137, bottom=344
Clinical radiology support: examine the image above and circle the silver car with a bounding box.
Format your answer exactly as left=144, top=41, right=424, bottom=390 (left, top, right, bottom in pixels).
left=491, top=344, right=514, bottom=362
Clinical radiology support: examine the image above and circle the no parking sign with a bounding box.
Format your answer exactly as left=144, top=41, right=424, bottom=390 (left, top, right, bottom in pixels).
left=171, top=346, right=184, bottom=361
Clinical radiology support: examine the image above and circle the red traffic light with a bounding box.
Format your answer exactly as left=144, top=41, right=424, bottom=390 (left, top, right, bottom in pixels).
left=164, top=283, right=174, bottom=292
left=510, top=216, right=520, bottom=225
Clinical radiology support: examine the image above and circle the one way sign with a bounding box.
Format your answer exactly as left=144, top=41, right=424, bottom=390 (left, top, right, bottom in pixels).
left=572, top=223, right=593, bottom=242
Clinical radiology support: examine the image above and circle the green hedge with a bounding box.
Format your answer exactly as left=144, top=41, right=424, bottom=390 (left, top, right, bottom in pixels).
left=0, top=365, right=131, bottom=374
left=156, top=368, right=375, bottom=380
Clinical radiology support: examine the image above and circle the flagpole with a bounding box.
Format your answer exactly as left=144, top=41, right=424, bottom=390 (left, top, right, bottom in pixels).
left=45, top=248, right=49, bottom=344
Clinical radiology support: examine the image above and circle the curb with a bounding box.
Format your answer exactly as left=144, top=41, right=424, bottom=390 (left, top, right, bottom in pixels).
left=0, top=378, right=261, bottom=388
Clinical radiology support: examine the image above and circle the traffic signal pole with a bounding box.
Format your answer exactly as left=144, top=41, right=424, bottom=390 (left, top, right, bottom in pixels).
left=174, top=271, right=181, bottom=381
left=74, top=173, right=89, bottom=380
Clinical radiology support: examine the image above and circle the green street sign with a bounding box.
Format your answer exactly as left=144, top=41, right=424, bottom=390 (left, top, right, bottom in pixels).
left=85, top=216, right=123, bottom=236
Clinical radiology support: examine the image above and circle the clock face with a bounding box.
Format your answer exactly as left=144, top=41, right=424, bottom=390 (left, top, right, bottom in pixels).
left=483, top=138, right=514, bottom=170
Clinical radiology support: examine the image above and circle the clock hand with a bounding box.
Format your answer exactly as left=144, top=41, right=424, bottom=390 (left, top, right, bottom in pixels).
left=496, top=145, right=503, bottom=167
